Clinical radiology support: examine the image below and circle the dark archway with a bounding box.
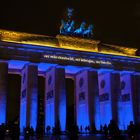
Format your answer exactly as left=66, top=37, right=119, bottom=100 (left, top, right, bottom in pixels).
left=7, top=74, right=21, bottom=124
left=66, top=78, right=75, bottom=131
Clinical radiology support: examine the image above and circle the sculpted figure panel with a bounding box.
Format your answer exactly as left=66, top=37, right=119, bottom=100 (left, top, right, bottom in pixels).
left=60, top=8, right=94, bottom=38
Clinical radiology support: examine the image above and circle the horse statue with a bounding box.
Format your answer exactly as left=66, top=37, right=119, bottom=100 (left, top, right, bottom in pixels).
left=83, top=24, right=93, bottom=38
left=67, top=20, right=75, bottom=33
left=60, top=8, right=75, bottom=35
left=60, top=20, right=75, bottom=35
left=60, top=8, right=94, bottom=38
left=74, top=22, right=86, bottom=36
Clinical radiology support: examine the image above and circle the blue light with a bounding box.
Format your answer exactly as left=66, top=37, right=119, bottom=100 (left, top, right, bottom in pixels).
left=98, top=71, right=112, bottom=127
left=0, top=61, right=7, bottom=125
left=59, top=88, right=66, bottom=131
left=0, top=99, right=6, bottom=124
left=8, top=60, right=29, bottom=70
left=118, top=101, right=124, bottom=129
left=30, top=88, right=38, bottom=131
left=94, top=96, right=101, bottom=130
left=45, top=102, right=55, bottom=132
left=38, top=63, right=57, bottom=72
left=100, top=102, right=112, bottom=126
left=45, top=67, right=66, bottom=132
left=77, top=104, right=89, bottom=131
left=7, top=59, right=138, bottom=132
left=119, top=71, right=134, bottom=130
left=20, top=97, right=26, bottom=132
left=98, top=68, right=112, bottom=73
left=65, top=65, right=90, bottom=74
left=121, top=102, right=134, bottom=130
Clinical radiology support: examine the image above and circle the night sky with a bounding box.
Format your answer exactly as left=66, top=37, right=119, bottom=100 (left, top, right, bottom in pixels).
left=0, top=0, right=140, bottom=49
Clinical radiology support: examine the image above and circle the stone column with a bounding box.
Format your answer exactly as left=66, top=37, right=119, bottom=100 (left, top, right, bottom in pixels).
left=111, top=72, right=121, bottom=129
left=88, top=70, right=100, bottom=130
left=75, top=70, right=98, bottom=130
left=120, top=71, right=134, bottom=130
left=98, top=70, right=120, bottom=126
left=45, top=66, right=66, bottom=132
left=0, top=61, right=8, bottom=124
left=131, top=73, right=140, bottom=124
left=20, top=63, right=38, bottom=132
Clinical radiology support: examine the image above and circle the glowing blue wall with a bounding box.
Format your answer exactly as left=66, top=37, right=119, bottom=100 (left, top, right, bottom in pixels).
left=20, top=64, right=38, bottom=132
left=19, top=93, right=26, bottom=132
left=98, top=71, right=112, bottom=126
left=45, top=67, right=66, bottom=132
left=0, top=62, right=8, bottom=124
left=3, top=58, right=138, bottom=132
left=78, top=104, right=89, bottom=128
left=28, top=65, right=38, bottom=131
left=75, top=70, right=90, bottom=130
left=94, top=95, right=101, bottom=130
left=120, top=72, right=134, bottom=130
left=133, top=74, right=140, bottom=124
left=20, top=65, right=27, bottom=132
left=45, top=67, right=55, bottom=131
left=45, top=103, right=55, bottom=129
left=91, top=71, right=101, bottom=130
left=111, top=73, right=121, bottom=129
left=56, top=68, right=66, bottom=131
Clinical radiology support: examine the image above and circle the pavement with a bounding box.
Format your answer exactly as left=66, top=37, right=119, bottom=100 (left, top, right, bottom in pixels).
left=3, top=134, right=130, bottom=140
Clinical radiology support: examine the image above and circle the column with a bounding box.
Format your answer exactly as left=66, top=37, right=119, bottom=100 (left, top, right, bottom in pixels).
left=112, top=72, right=121, bottom=129
left=88, top=70, right=100, bottom=130
left=0, top=61, right=8, bottom=124
left=45, top=66, right=66, bottom=132
left=120, top=71, right=134, bottom=130
left=135, top=74, right=140, bottom=125
left=131, top=73, right=140, bottom=124
left=75, top=70, right=98, bottom=130
left=98, top=70, right=119, bottom=126
left=20, top=63, right=38, bottom=132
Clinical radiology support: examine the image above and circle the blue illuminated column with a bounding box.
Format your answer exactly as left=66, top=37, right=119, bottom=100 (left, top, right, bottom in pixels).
left=120, top=71, right=134, bottom=130
left=45, top=66, right=66, bottom=132
left=0, top=61, right=8, bottom=124
left=88, top=70, right=100, bottom=130
left=131, top=73, right=140, bottom=124
left=75, top=70, right=98, bottom=130
left=111, top=72, right=121, bottom=129
left=20, top=63, right=38, bottom=132
left=98, top=70, right=119, bottom=126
